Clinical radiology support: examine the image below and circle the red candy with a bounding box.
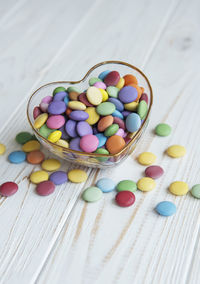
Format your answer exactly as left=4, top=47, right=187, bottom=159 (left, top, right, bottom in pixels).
left=104, top=71, right=120, bottom=86
left=78, top=93, right=93, bottom=107
left=36, top=181, right=55, bottom=196
left=33, top=106, right=42, bottom=119
left=0, top=182, right=18, bottom=197
left=113, top=117, right=125, bottom=130
left=115, top=191, right=135, bottom=207
left=145, top=165, right=164, bottom=179
left=139, top=93, right=148, bottom=104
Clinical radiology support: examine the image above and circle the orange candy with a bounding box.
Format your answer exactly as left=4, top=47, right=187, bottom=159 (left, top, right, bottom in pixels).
left=106, top=135, right=125, bottom=155
left=98, top=115, right=114, bottom=132
left=66, top=108, right=72, bottom=116
left=123, top=74, right=138, bottom=86
left=69, top=91, right=79, bottom=101
left=27, top=150, right=45, bottom=164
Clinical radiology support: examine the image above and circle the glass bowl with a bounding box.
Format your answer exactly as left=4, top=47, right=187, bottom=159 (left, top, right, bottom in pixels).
left=27, top=61, right=153, bottom=168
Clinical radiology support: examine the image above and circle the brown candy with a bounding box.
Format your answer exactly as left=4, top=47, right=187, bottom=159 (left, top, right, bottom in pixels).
left=27, top=150, right=45, bottom=164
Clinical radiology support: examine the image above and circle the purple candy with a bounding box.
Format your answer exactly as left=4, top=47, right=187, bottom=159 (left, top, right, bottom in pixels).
left=122, top=110, right=131, bottom=117
left=53, top=91, right=67, bottom=101
left=48, top=101, right=66, bottom=115
left=93, top=81, right=106, bottom=89
left=69, top=110, right=89, bottom=121
left=59, top=125, right=70, bottom=140
left=49, top=171, right=68, bottom=185
left=118, top=86, right=138, bottom=103
left=41, top=96, right=53, bottom=104
left=108, top=98, right=124, bottom=111
left=76, top=121, right=93, bottom=137
left=65, top=119, right=77, bottom=138
left=69, top=137, right=82, bottom=151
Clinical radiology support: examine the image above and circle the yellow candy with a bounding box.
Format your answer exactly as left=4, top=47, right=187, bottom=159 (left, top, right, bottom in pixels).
left=138, top=152, right=156, bottom=165
left=41, top=158, right=61, bottom=171
left=34, top=113, right=48, bottom=129
left=68, top=101, right=86, bottom=110
left=116, top=77, right=125, bottom=89
left=85, top=107, right=100, bottom=125
left=56, top=139, right=69, bottom=148
left=0, top=143, right=6, bottom=155
left=99, top=89, right=108, bottom=102
left=86, top=86, right=102, bottom=105
left=169, top=181, right=188, bottom=196
left=124, top=102, right=138, bottom=111
left=137, top=177, right=156, bottom=192
left=166, top=145, right=186, bottom=158
left=68, top=169, right=88, bottom=183
left=22, top=140, right=40, bottom=152
left=30, top=170, right=49, bottom=184
left=48, top=131, right=62, bottom=143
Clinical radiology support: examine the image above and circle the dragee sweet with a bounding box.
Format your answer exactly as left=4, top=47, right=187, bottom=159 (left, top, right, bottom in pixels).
left=32, top=69, right=149, bottom=156
left=155, top=201, right=176, bottom=217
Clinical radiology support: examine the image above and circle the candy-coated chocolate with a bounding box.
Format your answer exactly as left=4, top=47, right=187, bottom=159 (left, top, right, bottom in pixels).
left=155, top=123, right=172, bottom=137
left=126, top=113, right=141, bottom=132
left=56, top=139, right=69, bottom=148
left=140, top=93, right=148, bottom=104
left=27, top=150, right=45, bottom=164
left=68, top=169, right=88, bottom=183
left=78, top=93, right=93, bottom=107
left=48, top=101, right=66, bottom=115
left=116, top=77, right=125, bottom=89
left=0, top=182, right=18, bottom=197
left=86, top=86, right=102, bottom=106
left=95, top=133, right=107, bottom=148
left=53, top=91, right=67, bottom=101
left=99, top=88, right=108, bottom=102
left=68, top=101, right=86, bottom=110
left=106, top=135, right=125, bottom=154
left=30, top=170, right=49, bottom=184
left=85, top=107, right=100, bottom=125
left=69, top=91, right=79, bottom=101
left=69, top=110, right=89, bottom=121
left=8, top=151, right=26, bottom=164
left=117, top=180, right=137, bottom=192
left=22, top=140, right=40, bottom=152
left=138, top=152, right=156, bottom=165
left=36, top=181, right=55, bottom=196
left=98, top=115, right=114, bottom=132
left=155, top=201, right=176, bottom=217
left=166, top=145, right=186, bottom=158
left=96, top=102, right=116, bottom=116
left=104, top=71, right=120, bottom=86
left=48, top=131, right=62, bottom=143
left=169, top=181, right=188, bottom=196
left=49, top=171, right=68, bottom=185
left=53, top=86, right=66, bottom=96
left=119, top=86, right=138, bottom=103
left=123, top=74, right=138, bottom=86
left=46, top=115, right=65, bottom=129
left=65, top=120, right=77, bottom=138
left=69, top=137, right=81, bottom=151
left=93, top=81, right=106, bottom=89
left=191, top=184, right=200, bottom=199
left=115, top=191, right=135, bottom=207
left=108, top=98, right=124, bottom=111
left=98, top=70, right=110, bottom=80
left=77, top=121, right=93, bottom=137
left=89, top=77, right=102, bottom=86
left=0, top=143, right=6, bottom=155
left=33, top=106, right=42, bottom=119
left=145, top=165, right=164, bottom=179
left=16, top=132, right=33, bottom=145
left=80, top=134, right=99, bottom=153
left=137, top=177, right=156, bottom=192
left=39, top=124, right=54, bottom=138
left=41, top=158, right=61, bottom=171
left=34, top=113, right=48, bottom=129
left=106, top=86, right=119, bottom=98
left=96, top=178, right=115, bottom=193
left=104, top=124, right=119, bottom=137
left=82, top=186, right=103, bottom=202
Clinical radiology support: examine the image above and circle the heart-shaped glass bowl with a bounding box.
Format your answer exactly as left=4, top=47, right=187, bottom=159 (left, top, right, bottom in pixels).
left=27, top=60, right=153, bottom=168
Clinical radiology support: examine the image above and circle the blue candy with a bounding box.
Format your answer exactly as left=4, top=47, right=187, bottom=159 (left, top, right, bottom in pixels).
left=98, top=70, right=110, bottom=80
left=96, top=178, right=115, bottom=193
left=155, top=201, right=176, bottom=217
left=95, top=133, right=107, bottom=148
left=8, top=151, right=26, bottom=164
left=112, top=110, right=124, bottom=119
left=108, top=98, right=124, bottom=111
left=64, top=94, right=69, bottom=106
left=126, top=113, right=141, bottom=132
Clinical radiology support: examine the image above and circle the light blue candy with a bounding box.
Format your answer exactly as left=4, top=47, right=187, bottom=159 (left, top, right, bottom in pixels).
left=108, top=98, right=124, bottom=111
left=8, top=151, right=26, bottom=164
left=95, top=133, right=107, bottom=148
left=126, top=113, right=141, bottom=132
left=112, top=110, right=124, bottom=119
left=98, top=70, right=110, bottom=80
left=155, top=201, right=176, bottom=217
left=96, top=178, right=115, bottom=193
left=64, top=94, right=69, bottom=106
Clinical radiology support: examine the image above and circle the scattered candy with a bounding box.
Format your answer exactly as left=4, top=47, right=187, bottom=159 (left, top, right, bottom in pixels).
left=27, top=150, right=45, bottom=164
left=137, top=177, right=156, bottom=192
left=68, top=169, right=88, bottom=183
left=0, top=143, right=6, bottom=155
left=30, top=170, right=49, bottom=184
left=145, top=165, right=164, bottom=179
left=116, top=180, right=137, bottom=192
left=16, top=132, right=33, bottom=144
left=155, top=201, right=176, bottom=216
left=190, top=184, right=200, bottom=199
left=0, top=182, right=18, bottom=197
left=8, top=151, right=26, bottom=164
left=22, top=140, right=40, bottom=152
left=82, top=186, right=103, bottom=202
left=36, top=181, right=55, bottom=196
left=96, top=178, right=115, bottom=193
left=155, top=123, right=171, bottom=137
left=169, top=181, right=189, bottom=196
left=41, top=159, right=61, bottom=171
left=49, top=171, right=68, bottom=185
left=115, top=191, right=135, bottom=207
left=166, top=145, right=186, bottom=158
left=138, top=152, right=156, bottom=165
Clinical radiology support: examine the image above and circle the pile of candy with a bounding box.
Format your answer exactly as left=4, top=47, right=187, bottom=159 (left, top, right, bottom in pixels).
left=33, top=71, right=148, bottom=155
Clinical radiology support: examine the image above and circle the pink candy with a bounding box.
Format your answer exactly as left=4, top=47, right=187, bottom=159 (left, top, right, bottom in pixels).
left=115, top=128, right=125, bottom=137
left=80, top=134, right=99, bottom=153
left=93, top=81, right=107, bottom=89
left=46, top=115, right=65, bottom=129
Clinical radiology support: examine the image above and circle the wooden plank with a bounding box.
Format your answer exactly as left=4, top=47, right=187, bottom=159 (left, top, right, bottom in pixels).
left=37, top=0, right=200, bottom=283
left=0, top=0, right=180, bottom=283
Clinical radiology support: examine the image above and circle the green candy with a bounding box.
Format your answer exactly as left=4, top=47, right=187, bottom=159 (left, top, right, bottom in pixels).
left=16, top=132, right=33, bottom=144
left=89, top=77, right=102, bottom=86
left=67, top=86, right=81, bottom=93
left=137, top=100, right=148, bottom=120
left=191, top=184, right=200, bottom=199
left=106, top=86, right=119, bottom=98
left=82, top=186, right=103, bottom=202
left=96, top=102, right=116, bottom=116
left=104, top=124, right=119, bottom=137
left=116, top=180, right=137, bottom=192
left=53, top=86, right=66, bottom=96
left=39, top=124, right=54, bottom=139
left=155, top=123, right=172, bottom=137
left=95, top=148, right=109, bottom=162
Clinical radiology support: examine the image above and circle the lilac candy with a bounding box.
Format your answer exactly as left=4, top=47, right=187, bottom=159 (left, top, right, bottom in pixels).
left=49, top=171, right=68, bottom=185
left=41, top=96, right=53, bottom=104
left=53, top=91, right=67, bottom=101
left=108, top=98, right=124, bottom=111
left=59, top=125, right=70, bottom=140
left=93, top=81, right=106, bottom=89
left=48, top=101, right=66, bottom=115
left=76, top=121, right=93, bottom=137
left=69, top=110, right=89, bottom=121
left=69, top=137, right=82, bottom=151
left=39, top=102, right=49, bottom=112
left=118, top=86, right=138, bottom=103
left=115, top=128, right=125, bottom=137
left=65, top=119, right=77, bottom=137
left=122, top=110, right=131, bottom=117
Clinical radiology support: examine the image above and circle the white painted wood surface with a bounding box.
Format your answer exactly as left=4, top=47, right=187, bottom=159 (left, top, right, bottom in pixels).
left=0, top=0, right=200, bottom=283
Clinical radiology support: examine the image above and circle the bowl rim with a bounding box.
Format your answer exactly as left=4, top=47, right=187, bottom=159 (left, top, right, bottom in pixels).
left=27, top=60, right=153, bottom=158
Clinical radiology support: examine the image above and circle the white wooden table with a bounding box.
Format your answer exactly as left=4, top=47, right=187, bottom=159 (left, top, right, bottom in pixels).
left=0, top=0, right=200, bottom=283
